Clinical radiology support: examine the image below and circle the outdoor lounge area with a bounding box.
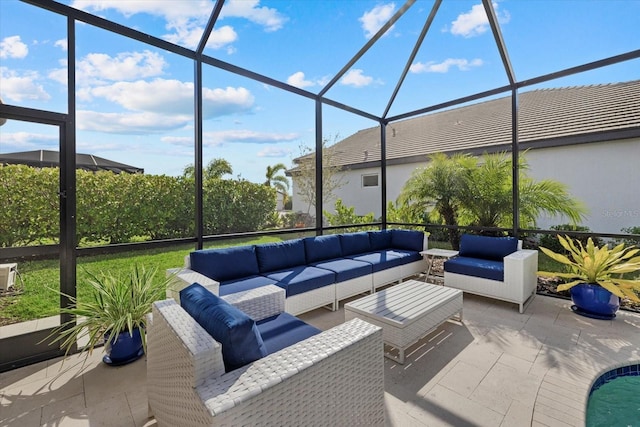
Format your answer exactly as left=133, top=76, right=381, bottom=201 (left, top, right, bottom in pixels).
left=2, top=1, right=640, bottom=426
left=2, top=288, right=640, bottom=426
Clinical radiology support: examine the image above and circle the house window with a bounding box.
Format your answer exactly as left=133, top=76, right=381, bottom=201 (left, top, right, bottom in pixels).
left=362, top=174, right=379, bottom=187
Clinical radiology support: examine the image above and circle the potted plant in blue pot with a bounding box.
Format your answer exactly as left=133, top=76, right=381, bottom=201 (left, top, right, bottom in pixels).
left=538, top=235, right=640, bottom=319
left=45, top=264, right=172, bottom=366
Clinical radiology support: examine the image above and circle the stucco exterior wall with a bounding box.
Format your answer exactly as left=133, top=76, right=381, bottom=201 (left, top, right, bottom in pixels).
left=292, top=137, right=640, bottom=234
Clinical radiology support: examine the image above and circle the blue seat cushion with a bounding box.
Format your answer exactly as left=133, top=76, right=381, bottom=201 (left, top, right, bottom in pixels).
left=190, top=245, right=259, bottom=282
left=391, top=229, right=425, bottom=251
left=179, top=283, right=267, bottom=372
left=218, top=275, right=275, bottom=296
left=347, top=251, right=405, bottom=272
left=311, top=258, right=372, bottom=282
left=458, top=234, right=518, bottom=261
left=265, top=266, right=335, bottom=297
left=256, top=239, right=306, bottom=273
left=339, top=232, right=372, bottom=256
left=256, top=312, right=321, bottom=355
left=304, top=235, right=342, bottom=263
left=444, top=256, right=505, bottom=282
left=384, top=249, right=423, bottom=264
left=369, top=230, right=392, bottom=251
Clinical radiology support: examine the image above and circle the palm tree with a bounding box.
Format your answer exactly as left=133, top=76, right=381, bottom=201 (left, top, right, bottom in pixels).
left=264, top=163, right=290, bottom=209
left=399, top=152, right=586, bottom=249
left=182, top=158, right=233, bottom=180
left=399, top=153, right=472, bottom=249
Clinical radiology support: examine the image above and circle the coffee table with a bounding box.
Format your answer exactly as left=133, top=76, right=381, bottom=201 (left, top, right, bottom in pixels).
left=344, top=280, right=462, bottom=364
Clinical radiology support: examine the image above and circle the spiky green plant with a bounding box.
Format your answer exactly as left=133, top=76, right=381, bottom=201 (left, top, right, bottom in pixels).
left=44, top=264, right=172, bottom=361
left=538, top=235, right=640, bottom=303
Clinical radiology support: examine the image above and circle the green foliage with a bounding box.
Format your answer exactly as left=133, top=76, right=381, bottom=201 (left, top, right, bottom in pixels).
left=323, top=199, right=376, bottom=232
left=203, top=178, right=276, bottom=234
left=43, top=264, right=173, bottom=362
left=398, top=152, right=587, bottom=249
left=538, top=235, right=640, bottom=302
left=0, top=164, right=277, bottom=247
left=539, top=224, right=602, bottom=254
left=620, top=226, right=640, bottom=247
left=386, top=200, right=425, bottom=231
left=0, top=165, right=59, bottom=246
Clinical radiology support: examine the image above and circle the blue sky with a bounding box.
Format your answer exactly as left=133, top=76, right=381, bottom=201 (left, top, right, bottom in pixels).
left=1, top=0, right=638, bottom=183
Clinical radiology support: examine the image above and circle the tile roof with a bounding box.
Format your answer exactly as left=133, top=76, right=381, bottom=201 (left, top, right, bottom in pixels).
left=317, top=80, right=640, bottom=169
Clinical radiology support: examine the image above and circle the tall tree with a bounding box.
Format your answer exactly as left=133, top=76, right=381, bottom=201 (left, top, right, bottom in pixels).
left=291, top=136, right=346, bottom=215
left=264, top=163, right=290, bottom=193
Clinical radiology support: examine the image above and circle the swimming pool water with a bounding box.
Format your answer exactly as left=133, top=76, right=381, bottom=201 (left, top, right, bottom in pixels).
left=587, top=374, right=640, bottom=427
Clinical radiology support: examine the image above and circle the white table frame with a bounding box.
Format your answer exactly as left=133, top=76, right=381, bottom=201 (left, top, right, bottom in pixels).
left=344, top=280, right=463, bottom=364
left=420, top=249, right=459, bottom=283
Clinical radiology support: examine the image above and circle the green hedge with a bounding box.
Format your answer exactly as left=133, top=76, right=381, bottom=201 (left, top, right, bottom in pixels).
left=0, top=165, right=276, bottom=247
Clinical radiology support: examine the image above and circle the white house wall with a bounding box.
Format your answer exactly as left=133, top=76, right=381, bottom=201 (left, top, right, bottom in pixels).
left=294, top=137, right=640, bottom=234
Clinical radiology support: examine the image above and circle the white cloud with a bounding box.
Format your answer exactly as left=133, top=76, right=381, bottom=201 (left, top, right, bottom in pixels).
left=87, top=79, right=254, bottom=118
left=77, top=110, right=191, bottom=134
left=359, top=3, right=396, bottom=39
left=340, top=69, right=374, bottom=87
left=0, top=67, right=50, bottom=102
left=410, top=58, right=484, bottom=73
left=220, top=0, right=288, bottom=32
left=54, top=39, right=68, bottom=51
left=449, top=2, right=510, bottom=38
left=0, top=131, right=58, bottom=148
left=0, top=35, right=29, bottom=59
left=75, top=50, right=167, bottom=84
left=257, top=146, right=293, bottom=158
left=202, top=129, right=299, bottom=146
left=286, top=71, right=314, bottom=89
left=161, top=136, right=192, bottom=146
left=71, top=0, right=285, bottom=51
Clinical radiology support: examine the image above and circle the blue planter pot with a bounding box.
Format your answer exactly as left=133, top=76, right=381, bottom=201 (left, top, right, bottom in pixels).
left=570, top=283, right=620, bottom=320
left=103, top=328, right=144, bottom=366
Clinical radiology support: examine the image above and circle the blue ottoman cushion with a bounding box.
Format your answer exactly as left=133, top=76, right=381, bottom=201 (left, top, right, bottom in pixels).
left=218, top=275, right=275, bottom=296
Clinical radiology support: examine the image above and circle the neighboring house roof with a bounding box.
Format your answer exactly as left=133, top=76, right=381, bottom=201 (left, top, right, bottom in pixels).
left=306, top=80, right=640, bottom=170
left=0, top=150, right=144, bottom=174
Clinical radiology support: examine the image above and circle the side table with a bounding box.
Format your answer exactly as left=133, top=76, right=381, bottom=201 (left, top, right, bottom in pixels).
left=420, top=249, right=459, bottom=283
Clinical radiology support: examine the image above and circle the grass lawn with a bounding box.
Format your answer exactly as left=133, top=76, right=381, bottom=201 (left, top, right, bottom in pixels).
left=0, top=235, right=284, bottom=325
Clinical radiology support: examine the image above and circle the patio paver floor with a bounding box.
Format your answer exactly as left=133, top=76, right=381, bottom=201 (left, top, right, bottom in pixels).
left=1, top=291, right=639, bottom=426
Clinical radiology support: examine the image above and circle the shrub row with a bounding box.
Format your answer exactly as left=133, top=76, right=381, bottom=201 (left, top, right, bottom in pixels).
left=0, top=165, right=276, bottom=247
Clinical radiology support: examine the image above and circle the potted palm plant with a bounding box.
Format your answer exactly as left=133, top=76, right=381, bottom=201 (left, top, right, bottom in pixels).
left=46, top=264, right=172, bottom=366
left=538, top=235, right=640, bottom=319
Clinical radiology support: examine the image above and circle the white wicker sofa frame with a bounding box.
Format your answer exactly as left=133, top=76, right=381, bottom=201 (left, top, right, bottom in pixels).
left=167, top=230, right=428, bottom=316
left=443, top=235, right=538, bottom=313
left=147, top=285, right=385, bottom=426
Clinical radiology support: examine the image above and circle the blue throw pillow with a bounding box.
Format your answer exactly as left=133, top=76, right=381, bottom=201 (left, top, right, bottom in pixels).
left=339, top=232, right=371, bottom=256
left=190, top=246, right=259, bottom=282
left=369, top=230, right=392, bottom=250
left=304, top=235, right=342, bottom=263
left=458, top=234, right=518, bottom=261
left=391, top=229, right=425, bottom=251
left=256, top=239, right=306, bottom=273
left=179, top=283, right=267, bottom=372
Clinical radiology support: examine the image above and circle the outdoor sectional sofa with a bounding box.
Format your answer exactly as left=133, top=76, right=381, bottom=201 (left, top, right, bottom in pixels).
left=168, top=229, right=428, bottom=315
left=443, top=234, right=538, bottom=313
